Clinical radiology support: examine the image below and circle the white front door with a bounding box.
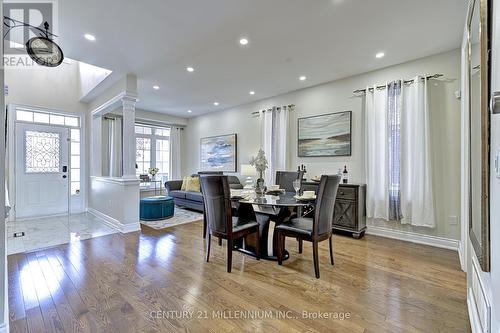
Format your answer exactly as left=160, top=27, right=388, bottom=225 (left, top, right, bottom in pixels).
left=15, top=123, right=69, bottom=219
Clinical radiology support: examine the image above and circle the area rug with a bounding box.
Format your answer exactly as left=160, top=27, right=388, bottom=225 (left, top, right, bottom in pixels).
left=140, top=206, right=203, bottom=230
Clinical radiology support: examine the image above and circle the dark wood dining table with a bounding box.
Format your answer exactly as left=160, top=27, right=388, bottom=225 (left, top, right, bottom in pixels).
left=231, top=192, right=315, bottom=261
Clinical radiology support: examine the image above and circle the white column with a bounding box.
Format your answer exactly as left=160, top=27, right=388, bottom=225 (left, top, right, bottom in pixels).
left=122, top=96, right=137, bottom=178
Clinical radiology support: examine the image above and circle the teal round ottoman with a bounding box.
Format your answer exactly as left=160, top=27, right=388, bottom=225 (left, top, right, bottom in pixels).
left=140, top=196, right=175, bottom=221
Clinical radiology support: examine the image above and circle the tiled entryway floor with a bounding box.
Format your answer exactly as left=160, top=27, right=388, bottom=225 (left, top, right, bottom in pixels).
left=6, top=213, right=118, bottom=255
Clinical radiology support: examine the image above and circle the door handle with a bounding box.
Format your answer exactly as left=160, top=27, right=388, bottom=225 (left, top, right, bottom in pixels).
left=62, top=166, right=68, bottom=172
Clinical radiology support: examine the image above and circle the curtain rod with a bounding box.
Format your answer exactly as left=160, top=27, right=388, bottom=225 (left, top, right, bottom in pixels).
left=251, top=104, right=295, bottom=115
left=352, top=74, right=444, bottom=95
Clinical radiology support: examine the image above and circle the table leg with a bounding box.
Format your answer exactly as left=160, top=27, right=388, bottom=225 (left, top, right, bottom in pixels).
left=233, top=203, right=289, bottom=261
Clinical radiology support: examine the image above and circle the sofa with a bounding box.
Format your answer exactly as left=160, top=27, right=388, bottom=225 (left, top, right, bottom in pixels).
left=164, top=172, right=243, bottom=212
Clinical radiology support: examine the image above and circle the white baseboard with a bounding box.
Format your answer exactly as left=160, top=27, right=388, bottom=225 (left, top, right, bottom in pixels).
left=458, top=241, right=466, bottom=272
left=366, top=225, right=460, bottom=251
left=468, top=288, right=485, bottom=333
left=87, top=208, right=140, bottom=234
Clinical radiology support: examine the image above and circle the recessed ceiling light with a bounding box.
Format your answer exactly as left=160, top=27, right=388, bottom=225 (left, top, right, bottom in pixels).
left=375, top=52, right=385, bottom=58
left=153, top=85, right=160, bottom=90
left=249, top=91, right=255, bottom=95
left=84, top=33, right=96, bottom=41
left=187, top=110, right=192, bottom=113
left=299, top=76, right=307, bottom=81
left=186, top=66, right=194, bottom=72
left=239, top=38, right=249, bottom=45
left=213, top=102, right=219, bottom=106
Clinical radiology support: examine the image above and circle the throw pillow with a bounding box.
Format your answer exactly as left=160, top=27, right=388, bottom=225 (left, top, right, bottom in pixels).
left=181, top=176, right=188, bottom=191
left=185, top=176, right=201, bottom=192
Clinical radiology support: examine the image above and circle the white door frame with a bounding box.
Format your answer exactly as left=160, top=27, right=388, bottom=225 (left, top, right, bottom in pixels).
left=7, top=103, right=86, bottom=221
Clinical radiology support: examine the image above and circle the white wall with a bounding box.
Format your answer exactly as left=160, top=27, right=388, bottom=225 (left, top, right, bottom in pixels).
left=5, top=60, right=87, bottom=113
left=77, top=61, right=112, bottom=100
left=183, top=50, right=462, bottom=240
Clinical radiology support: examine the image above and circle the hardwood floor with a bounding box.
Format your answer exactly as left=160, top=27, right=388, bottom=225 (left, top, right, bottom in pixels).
left=8, top=220, right=470, bottom=333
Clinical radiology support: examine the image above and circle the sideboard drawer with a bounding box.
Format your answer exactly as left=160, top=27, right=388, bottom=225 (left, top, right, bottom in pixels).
left=336, top=187, right=356, bottom=201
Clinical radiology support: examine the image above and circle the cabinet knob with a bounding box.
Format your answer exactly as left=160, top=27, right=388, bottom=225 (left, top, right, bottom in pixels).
left=340, top=191, right=345, bottom=195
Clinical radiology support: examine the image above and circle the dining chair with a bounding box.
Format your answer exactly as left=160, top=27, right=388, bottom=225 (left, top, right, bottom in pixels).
left=275, top=175, right=341, bottom=278
left=200, top=175, right=260, bottom=273
left=275, top=170, right=304, bottom=192
left=275, top=170, right=305, bottom=251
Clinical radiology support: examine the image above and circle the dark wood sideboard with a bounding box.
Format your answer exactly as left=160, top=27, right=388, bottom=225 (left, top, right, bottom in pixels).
left=302, top=182, right=366, bottom=239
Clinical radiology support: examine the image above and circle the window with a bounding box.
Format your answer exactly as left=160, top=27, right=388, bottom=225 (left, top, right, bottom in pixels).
left=25, top=131, right=60, bottom=173
left=135, top=125, right=170, bottom=181
left=136, top=137, right=151, bottom=176
left=387, top=81, right=402, bottom=220
left=70, top=129, right=81, bottom=195
left=16, top=109, right=80, bottom=127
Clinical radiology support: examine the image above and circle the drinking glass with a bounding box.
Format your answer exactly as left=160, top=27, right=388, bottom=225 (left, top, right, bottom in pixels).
left=293, top=179, right=301, bottom=197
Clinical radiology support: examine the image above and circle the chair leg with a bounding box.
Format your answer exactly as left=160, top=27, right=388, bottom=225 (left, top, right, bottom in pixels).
left=329, top=236, right=334, bottom=266
left=277, top=232, right=284, bottom=265
left=313, top=241, right=320, bottom=278
left=218, top=237, right=222, bottom=246
left=203, top=214, right=207, bottom=239
left=206, top=232, right=211, bottom=262
left=227, top=238, right=233, bottom=273
left=298, top=238, right=303, bottom=254
left=255, top=230, right=261, bottom=260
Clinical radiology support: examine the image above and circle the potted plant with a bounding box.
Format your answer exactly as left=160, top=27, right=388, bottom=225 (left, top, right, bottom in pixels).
left=249, top=149, right=268, bottom=195
left=148, top=167, right=159, bottom=181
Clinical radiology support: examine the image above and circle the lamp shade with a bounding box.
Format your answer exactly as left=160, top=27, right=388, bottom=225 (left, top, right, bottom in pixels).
left=240, top=164, right=257, bottom=176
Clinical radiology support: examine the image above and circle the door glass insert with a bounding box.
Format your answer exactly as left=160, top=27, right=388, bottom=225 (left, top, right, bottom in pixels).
left=25, top=130, right=60, bottom=173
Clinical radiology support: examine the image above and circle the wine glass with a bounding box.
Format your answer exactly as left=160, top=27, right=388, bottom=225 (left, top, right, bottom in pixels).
left=292, top=179, right=301, bottom=197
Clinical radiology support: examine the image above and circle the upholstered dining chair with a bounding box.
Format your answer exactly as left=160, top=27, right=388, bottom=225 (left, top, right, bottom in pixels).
left=275, top=170, right=304, bottom=192
left=200, top=175, right=260, bottom=273
left=275, top=175, right=341, bottom=278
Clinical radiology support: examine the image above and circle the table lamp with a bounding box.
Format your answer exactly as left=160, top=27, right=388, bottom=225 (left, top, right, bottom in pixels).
left=240, top=164, right=257, bottom=189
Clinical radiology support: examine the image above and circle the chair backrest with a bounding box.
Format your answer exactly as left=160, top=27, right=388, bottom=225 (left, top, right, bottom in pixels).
left=275, top=171, right=304, bottom=192
left=313, top=175, right=341, bottom=237
left=200, top=175, right=232, bottom=235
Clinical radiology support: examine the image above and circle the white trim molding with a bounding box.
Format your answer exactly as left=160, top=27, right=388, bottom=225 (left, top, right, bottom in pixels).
left=90, top=176, right=140, bottom=186
left=87, top=208, right=140, bottom=234
left=90, top=90, right=138, bottom=117
left=366, top=225, right=460, bottom=251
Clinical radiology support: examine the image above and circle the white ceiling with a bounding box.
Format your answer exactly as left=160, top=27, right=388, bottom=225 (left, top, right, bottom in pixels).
left=58, top=0, right=467, bottom=118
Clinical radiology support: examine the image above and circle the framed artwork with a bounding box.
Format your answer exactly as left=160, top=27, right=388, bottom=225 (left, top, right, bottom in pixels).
left=200, top=134, right=237, bottom=172
left=298, top=111, right=352, bottom=157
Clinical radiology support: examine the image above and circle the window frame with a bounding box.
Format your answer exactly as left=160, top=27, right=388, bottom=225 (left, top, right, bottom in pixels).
left=135, top=124, right=171, bottom=181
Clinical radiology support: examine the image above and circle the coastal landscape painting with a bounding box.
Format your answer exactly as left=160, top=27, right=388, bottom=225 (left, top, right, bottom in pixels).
left=200, top=134, right=237, bottom=172
left=298, top=111, right=352, bottom=157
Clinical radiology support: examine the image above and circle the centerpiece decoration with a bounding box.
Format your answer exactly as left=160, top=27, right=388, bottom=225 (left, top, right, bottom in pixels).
left=148, top=167, right=159, bottom=181
left=249, top=149, right=268, bottom=196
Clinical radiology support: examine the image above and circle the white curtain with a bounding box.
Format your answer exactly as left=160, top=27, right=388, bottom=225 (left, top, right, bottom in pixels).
left=365, top=84, right=390, bottom=220
left=260, top=106, right=289, bottom=185
left=169, top=127, right=182, bottom=180
left=400, top=77, right=436, bottom=227
left=108, top=118, right=122, bottom=177
left=364, top=77, right=436, bottom=227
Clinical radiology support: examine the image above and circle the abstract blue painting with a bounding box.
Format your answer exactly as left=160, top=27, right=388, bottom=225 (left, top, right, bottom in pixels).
left=200, top=134, right=237, bottom=172
left=298, top=111, right=352, bottom=157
